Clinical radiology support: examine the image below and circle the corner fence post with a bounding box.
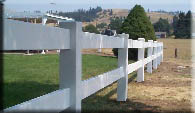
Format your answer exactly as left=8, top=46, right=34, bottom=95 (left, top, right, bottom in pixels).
left=59, top=22, right=82, bottom=113
left=117, top=33, right=129, bottom=101
left=137, top=38, right=145, bottom=82
left=147, top=40, right=153, bottom=73
left=153, top=41, right=158, bottom=69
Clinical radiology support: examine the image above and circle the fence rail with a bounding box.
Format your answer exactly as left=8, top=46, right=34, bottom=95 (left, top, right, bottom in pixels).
left=3, top=19, right=164, bottom=113
left=82, top=67, right=124, bottom=99
left=4, top=19, right=70, bottom=50
left=4, top=89, right=70, bottom=112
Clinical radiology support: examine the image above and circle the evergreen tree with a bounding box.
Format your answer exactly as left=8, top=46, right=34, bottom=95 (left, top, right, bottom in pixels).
left=109, top=17, right=123, bottom=34
left=109, top=9, right=113, bottom=15
left=185, top=11, right=192, bottom=38
left=58, top=6, right=102, bottom=22
left=173, top=15, right=179, bottom=33
left=113, top=5, right=156, bottom=60
left=174, top=12, right=186, bottom=38
left=153, top=18, right=172, bottom=35
left=174, top=11, right=191, bottom=38
left=119, top=5, right=156, bottom=41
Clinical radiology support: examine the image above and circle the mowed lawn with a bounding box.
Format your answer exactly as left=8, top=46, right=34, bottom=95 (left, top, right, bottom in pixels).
left=3, top=54, right=121, bottom=109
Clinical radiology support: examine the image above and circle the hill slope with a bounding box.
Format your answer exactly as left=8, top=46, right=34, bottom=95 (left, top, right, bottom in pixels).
left=83, top=9, right=174, bottom=27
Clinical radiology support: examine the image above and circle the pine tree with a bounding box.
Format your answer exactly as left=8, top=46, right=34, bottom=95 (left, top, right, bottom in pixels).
left=153, top=18, right=172, bottom=35
left=185, top=11, right=192, bottom=38
left=174, top=11, right=191, bottom=38
left=113, top=5, right=156, bottom=60
left=109, top=17, right=123, bottom=34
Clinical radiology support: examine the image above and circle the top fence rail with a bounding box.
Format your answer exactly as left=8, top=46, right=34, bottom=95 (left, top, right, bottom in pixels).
left=3, top=19, right=163, bottom=51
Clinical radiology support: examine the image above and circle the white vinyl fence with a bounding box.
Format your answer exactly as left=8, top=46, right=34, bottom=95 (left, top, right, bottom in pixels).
left=3, top=19, right=163, bottom=113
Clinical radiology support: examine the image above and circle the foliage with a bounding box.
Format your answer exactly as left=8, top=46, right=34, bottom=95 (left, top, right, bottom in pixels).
left=173, top=11, right=192, bottom=39
left=153, top=18, right=172, bottom=36
left=58, top=6, right=102, bottom=22
left=109, top=17, right=123, bottom=34
left=96, top=23, right=107, bottom=29
left=83, top=24, right=100, bottom=34
left=109, top=9, right=113, bottom=16
left=113, top=5, right=156, bottom=60
left=104, top=29, right=114, bottom=36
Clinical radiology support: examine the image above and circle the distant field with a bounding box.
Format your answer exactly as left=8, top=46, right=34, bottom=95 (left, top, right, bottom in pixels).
left=157, top=38, right=192, bottom=66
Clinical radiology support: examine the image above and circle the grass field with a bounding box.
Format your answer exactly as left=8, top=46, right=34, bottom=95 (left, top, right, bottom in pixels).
left=3, top=54, right=120, bottom=109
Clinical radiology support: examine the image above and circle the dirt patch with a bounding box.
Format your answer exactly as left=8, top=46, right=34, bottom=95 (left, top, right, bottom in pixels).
left=126, top=61, right=192, bottom=112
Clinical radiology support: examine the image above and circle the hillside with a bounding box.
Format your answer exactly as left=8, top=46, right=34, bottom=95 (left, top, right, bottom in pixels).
left=83, top=9, right=174, bottom=27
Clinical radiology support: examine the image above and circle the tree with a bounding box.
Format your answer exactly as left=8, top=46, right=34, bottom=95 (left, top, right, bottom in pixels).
left=109, top=9, right=113, bottom=15
left=153, top=18, right=172, bottom=35
left=109, top=17, right=123, bottom=34
left=96, top=23, right=107, bottom=29
left=174, top=12, right=186, bottom=38
left=173, top=15, right=179, bottom=33
left=83, top=24, right=100, bottom=34
left=173, top=11, right=191, bottom=38
left=113, top=5, right=156, bottom=60
left=185, top=11, right=192, bottom=38
left=58, top=6, right=102, bottom=22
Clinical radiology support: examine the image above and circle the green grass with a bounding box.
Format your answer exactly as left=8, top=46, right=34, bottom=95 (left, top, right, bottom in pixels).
left=3, top=54, right=120, bottom=109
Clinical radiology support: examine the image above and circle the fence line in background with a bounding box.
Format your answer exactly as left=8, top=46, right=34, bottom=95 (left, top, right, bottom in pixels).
left=3, top=20, right=163, bottom=113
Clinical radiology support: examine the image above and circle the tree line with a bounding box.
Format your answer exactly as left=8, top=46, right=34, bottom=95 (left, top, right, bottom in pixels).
left=80, top=6, right=192, bottom=39
left=173, top=11, right=192, bottom=39
left=57, top=6, right=102, bottom=22
left=153, top=11, right=192, bottom=39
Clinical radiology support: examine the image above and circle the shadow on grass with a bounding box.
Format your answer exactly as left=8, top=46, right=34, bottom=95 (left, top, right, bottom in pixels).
left=82, top=73, right=160, bottom=113
left=82, top=73, right=192, bottom=113
left=3, top=81, right=59, bottom=109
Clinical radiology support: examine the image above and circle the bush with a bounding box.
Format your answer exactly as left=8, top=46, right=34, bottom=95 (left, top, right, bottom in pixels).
left=83, top=24, right=100, bottom=34
left=113, top=5, right=156, bottom=60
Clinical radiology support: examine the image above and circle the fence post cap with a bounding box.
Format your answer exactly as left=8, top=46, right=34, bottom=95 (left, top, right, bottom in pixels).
left=119, top=33, right=126, bottom=38
left=125, top=34, right=129, bottom=38
left=138, top=38, right=145, bottom=41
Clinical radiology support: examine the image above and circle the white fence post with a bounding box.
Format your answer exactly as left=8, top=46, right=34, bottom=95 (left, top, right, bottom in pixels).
left=147, top=40, right=153, bottom=73
left=137, top=38, right=145, bottom=82
left=41, top=17, right=48, bottom=55
left=117, top=33, right=129, bottom=101
left=161, top=43, right=164, bottom=62
left=157, top=44, right=161, bottom=65
left=159, top=44, right=162, bottom=64
left=153, top=41, right=158, bottom=69
left=59, top=22, right=82, bottom=113
left=97, top=34, right=102, bottom=53
left=157, top=44, right=159, bottom=65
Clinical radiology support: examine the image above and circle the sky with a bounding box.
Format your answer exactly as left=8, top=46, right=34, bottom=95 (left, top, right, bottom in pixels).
left=4, top=0, right=192, bottom=13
